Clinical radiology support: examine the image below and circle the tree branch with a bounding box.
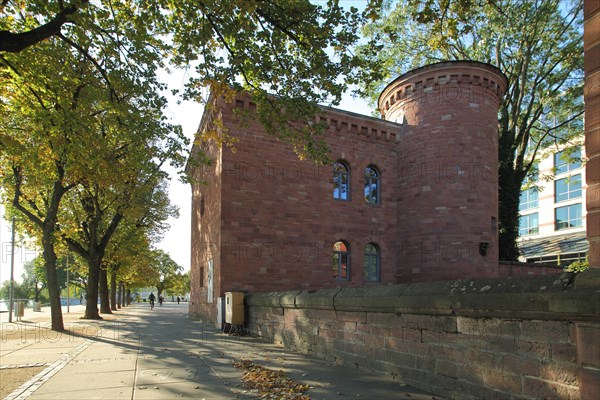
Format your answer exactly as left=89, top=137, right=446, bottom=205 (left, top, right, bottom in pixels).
left=254, top=7, right=304, bottom=48
left=11, top=166, right=44, bottom=228
left=56, top=33, right=120, bottom=102
left=0, top=2, right=88, bottom=53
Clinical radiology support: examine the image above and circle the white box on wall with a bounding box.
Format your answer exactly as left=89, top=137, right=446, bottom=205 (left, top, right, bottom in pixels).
left=225, top=292, right=244, bottom=325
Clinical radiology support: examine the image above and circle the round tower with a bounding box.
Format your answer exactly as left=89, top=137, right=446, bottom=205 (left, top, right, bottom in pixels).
left=379, top=61, right=507, bottom=282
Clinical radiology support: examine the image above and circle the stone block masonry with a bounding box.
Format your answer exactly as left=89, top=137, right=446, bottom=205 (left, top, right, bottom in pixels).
left=584, top=0, right=600, bottom=272
left=380, top=61, right=507, bottom=283
left=188, top=61, right=511, bottom=325
left=245, top=269, right=600, bottom=399
left=582, top=6, right=600, bottom=395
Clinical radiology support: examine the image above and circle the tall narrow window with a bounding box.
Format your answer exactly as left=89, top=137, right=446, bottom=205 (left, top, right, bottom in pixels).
left=333, top=241, right=350, bottom=280
left=364, top=243, right=380, bottom=282
left=207, top=259, right=214, bottom=303
left=364, top=166, right=380, bottom=204
left=333, top=162, right=350, bottom=200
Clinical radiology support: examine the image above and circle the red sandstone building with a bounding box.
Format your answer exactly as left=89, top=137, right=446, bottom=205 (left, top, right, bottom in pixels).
left=187, top=61, right=508, bottom=321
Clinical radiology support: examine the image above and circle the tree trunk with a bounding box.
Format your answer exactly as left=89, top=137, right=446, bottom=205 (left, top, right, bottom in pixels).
left=157, top=283, right=164, bottom=300
left=116, top=280, right=121, bottom=309
left=126, top=288, right=131, bottom=305
left=34, top=283, right=41, bottom=303
left=110, top=270, right=118, bottom=311
left=13, top=173, right=67, bottom=331
left=498, top=121, right=526, bottom=262
left=99, top=268, right=112, bottom=314
left=498, top=168, right=521, bottom=261
left=120, top=282, right=125, bottom=308
left=70, top=208, right=123, bottom=318
left=42, top=229, right=64, bottom=331
left=84, top=260, right=101, bottom=319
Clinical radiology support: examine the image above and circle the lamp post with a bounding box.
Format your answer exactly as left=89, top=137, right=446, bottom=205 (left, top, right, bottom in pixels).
left=8, top=216, right=15, bottom=323
left=66, top=255, right=70, bottom=313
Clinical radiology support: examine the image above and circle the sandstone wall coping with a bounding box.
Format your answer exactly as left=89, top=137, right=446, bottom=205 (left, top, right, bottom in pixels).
left=245, top=269, right=600, bottom=322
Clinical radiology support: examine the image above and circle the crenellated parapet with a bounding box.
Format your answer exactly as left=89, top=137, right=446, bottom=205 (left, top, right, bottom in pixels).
left=230, top=96, right=405, bottom=144
left=379, top=61, right=507, bottom=125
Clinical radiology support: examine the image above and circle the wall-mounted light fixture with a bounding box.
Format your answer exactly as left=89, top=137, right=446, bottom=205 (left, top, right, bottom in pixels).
left=479, top=242, right=490, bottom=257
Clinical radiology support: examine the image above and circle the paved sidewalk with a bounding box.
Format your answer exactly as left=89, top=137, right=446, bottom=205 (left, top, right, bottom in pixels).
left=1, top=303, right=440, bottom=399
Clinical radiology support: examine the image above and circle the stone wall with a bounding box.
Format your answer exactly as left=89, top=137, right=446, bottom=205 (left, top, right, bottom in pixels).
left=498, top=261, right=564, bottom=277
left=245, top=269, right=600, bottom=399
left=218, top=104, right=401, bottom=290
left=188, top=94, right=224, bottom=322
left=187, top=62, right=510, bottom=317
left=584, top=0, right=599, bottom=268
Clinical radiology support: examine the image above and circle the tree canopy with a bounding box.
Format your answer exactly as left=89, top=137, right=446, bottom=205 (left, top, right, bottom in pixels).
left=1, top=0, right=385, bottom=161
left=358, top=0, right=584, bottom=260
left=2, top=0, right=386, bottom=329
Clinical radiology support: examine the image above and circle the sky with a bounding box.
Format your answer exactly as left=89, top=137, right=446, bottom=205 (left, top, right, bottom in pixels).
left=0, top=71, right=373, bottom=285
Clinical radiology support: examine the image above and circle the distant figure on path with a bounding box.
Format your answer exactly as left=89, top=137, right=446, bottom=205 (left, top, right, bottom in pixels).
left=177, top=296, right=180, bottom=304
left=148, top=292, right=156, bottom=309
left=158, top=295, right=164, bottom=306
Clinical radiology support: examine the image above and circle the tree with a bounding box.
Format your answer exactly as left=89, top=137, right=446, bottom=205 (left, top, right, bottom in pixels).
left=0, top=280, right=29, bottom=301
left=1, top=0, right=385, bottom=161
left=150, top=250, right=183, bottom=299
left=20, top=259, right=46, bottom=303
left=1, top=33, right=185, bottom=325
left=20, top=257, right=68, bottom=303
left=358, top=0, right=583, bottom=260
left=125, top=261, right=161, bottom=293
left=0, top=1, right=89, bottom=52
left=58, top=163, right=177, bottom=318
left=0, top=77, right=77, bottom=332
left=1, top=255, right=72, bottom=305
left=101, top=194, right=175, bottom=311
left=58, top=255, right=88, bottom=294
left=2, top=0, right=385, bottom=328
left=164, top=272, right=191, bottom=298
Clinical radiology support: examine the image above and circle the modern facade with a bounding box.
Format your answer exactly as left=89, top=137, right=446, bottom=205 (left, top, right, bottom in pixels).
left=517, top=143, right=589, bottom=265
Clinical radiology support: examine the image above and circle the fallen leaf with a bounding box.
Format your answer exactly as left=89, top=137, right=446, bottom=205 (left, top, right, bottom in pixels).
left=233, top=358, right=310, bottom=400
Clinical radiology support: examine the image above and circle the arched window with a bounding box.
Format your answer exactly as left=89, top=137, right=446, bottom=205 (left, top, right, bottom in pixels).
left=333, top=241, right=350, bottom=280
left=364, top=243, right=380, bottom=282
left=333, top=161, right=350, bottom=200
left=364, top=166, right=379, bottom=204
